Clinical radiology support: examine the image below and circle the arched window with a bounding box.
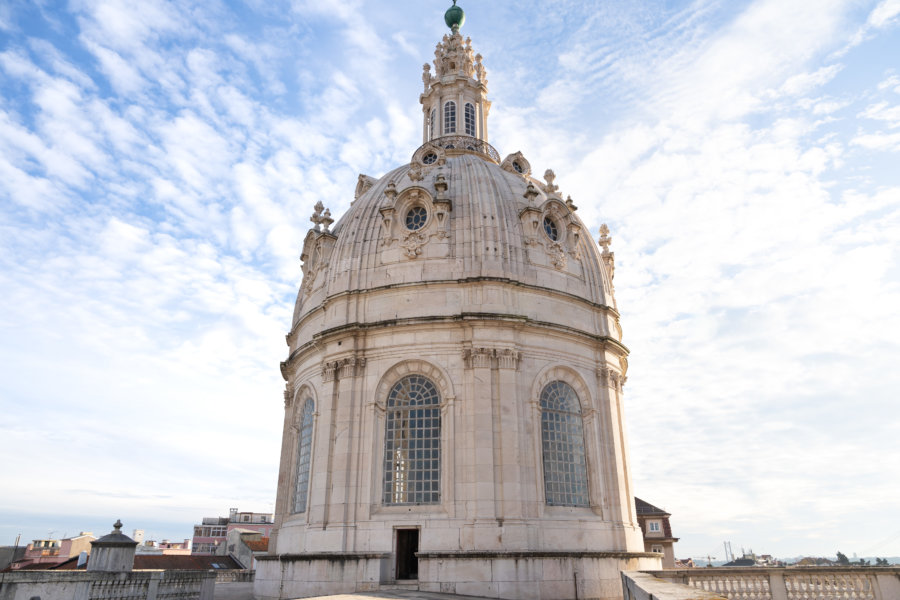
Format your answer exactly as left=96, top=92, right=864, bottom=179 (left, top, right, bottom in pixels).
left=464, top=103, right=476, bottom=136
left=429, top=108, right=436, bottom=141
left=293, top=399, right=315, bottom=513
left=540, top=381, right=589, bottom=506
left=383, top=375, right=441, bottom=504
left=443, top=101, right=456, bottom=134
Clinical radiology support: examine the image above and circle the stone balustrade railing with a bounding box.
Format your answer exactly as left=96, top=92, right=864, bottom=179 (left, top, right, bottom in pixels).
left=624, top=567, right=900, bottom=600
left=0, top=569, right=216, bottom=600
left=415, top=135, right=501, bottom=163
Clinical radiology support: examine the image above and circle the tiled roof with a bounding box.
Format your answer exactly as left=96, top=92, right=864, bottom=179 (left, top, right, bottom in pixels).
left=3, top=560, right=69, bottom=571
left=245, top=538, right=269, bottom=552
left=134, top=555, right=243, bottom=570
left=52, top=554, right=243, bottom=571
left=635, top=497, right=669, bottom=516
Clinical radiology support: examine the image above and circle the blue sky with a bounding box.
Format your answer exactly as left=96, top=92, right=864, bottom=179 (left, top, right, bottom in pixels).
left=1, top=0, right=899, bottom=560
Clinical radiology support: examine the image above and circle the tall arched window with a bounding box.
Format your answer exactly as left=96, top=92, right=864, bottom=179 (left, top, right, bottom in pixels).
left=293, top=398, right=315, bottom=513
left=464, top=103, right=476, bottom=136
left=443, top=101, right=456, bottom=135
left=383, top=375, right=441, bottom=504
left=540, top=381, right=589, bottom=506
left=429, top=108, right=436, bottom=141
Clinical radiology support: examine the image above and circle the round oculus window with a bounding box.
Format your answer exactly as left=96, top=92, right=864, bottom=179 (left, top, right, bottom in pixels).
left=512, top=161, right=524, bottom=173
left=423, top=152, right=438, bottom=165
left=543, top=216, right=559, bottom=241
left=406, top=206, right=428, bottom=230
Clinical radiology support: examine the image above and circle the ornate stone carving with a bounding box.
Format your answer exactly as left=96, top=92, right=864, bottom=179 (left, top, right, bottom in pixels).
left=422, top=63, right=432, bottom=92
left=302, top=240, right=327, bottom=292
left=433, top=173, right=449, bottom=197
left=322, top=361, right=337, bottom=382
left=462, top=347, right=520, bottom=369
left=408, top=162, right=424, bottom=181
left=310, top=201, right=325, bottom=231
left=598, top=224, right=615, bottom=281
left=308, top=202, right=334, bottom=233
left=323, top=355, right=367, bottom=382
left=284, top=386, right=293, bottom=409
left=598, top=366, right=626, bottom=391
left=523, top=182, right=539, bottom=204
left=542, top=169, right=559, bottom=196
left=567, top=221, right=583, bottom=259
left=566, top=195, right=578, bottom=212
left=474, top=53, right=488, bottom=87
left=462, top=347, right=493, bottom=369
left=401, top=229, right=429, bottom=258
left=379, top=206, right=395, bottom=246
left=548, top=241, right=567, bottom=269
left=501, top=151, right=531, bottom=176
left=384, top=180, right=397, bottom=202
left=497, top=348, right=521, bottom=370
left=355, top=174, right=375, bottom=201
left=433, top=31, right=476, bottom=79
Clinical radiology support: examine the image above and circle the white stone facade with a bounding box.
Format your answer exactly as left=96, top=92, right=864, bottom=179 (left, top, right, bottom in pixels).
left=255, top=10, right=660, bottom=600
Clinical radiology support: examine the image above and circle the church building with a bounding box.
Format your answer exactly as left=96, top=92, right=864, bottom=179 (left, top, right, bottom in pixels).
left=254, top=4, right=662, bottom=599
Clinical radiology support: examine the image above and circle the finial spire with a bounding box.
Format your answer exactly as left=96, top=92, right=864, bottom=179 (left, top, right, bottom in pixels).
left=445, top=1, right=465, bottom=32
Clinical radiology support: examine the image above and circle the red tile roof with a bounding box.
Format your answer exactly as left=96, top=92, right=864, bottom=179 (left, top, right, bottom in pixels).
left=245, top=538, right=269, bottom=552
left=52, top=554, right=243, bottom=571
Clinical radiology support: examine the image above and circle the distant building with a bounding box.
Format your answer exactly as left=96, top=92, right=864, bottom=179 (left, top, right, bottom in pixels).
left=10, top=533, right=96, bottom=570
left=635, top=498, right=679, bottom=568
left=136, top=538, right=192, bottom=555
left=191, top=508, right=273, bottom=555
left=0, top=546, right=27, bottom=570
left=219, top=529, right=269, bottom=569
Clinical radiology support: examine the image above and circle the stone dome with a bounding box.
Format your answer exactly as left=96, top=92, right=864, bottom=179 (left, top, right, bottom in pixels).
left=258, top=8, right=658, bottom=600
left=289, top=147, right=622, bottom=360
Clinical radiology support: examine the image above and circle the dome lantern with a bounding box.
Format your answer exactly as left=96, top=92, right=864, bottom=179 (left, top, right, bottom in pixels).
left=421, top=1, right=490, bottom=145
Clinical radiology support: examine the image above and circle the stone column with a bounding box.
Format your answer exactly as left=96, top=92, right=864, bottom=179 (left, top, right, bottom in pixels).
left=496, top=348, right=522, bottom=520
left=309, top=361, right=339, bottom=529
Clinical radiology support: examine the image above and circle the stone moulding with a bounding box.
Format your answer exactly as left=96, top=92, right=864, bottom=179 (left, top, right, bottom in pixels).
left=283, top=314, right=630, bottom=374
left=462, top=346, right=521, bottom=369
left=416, top=550, right=661, bottom=559
left=286, top=275, right=622, bottom=344
left=322, top=355, right=367, bottom=381
left=256, top=552, right=390, bottom=561
left=413, top=135, right=501, bottom=163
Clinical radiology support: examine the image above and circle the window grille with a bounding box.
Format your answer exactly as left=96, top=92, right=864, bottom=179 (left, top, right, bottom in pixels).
left=464, top=103, right=476, bottom=136
left=443, top=101, right=456, bottom=134
left=293, top=398, right=315, bottom=513
left=383, top=375, right=441, bottom=504
left=540, top=380, right=589, bottom=506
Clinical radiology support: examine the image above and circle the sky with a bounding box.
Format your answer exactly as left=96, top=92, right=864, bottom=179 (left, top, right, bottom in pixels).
left=1, top=0, right=899, bottom=561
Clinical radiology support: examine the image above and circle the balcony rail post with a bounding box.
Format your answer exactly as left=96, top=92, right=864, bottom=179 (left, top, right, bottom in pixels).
left=768, top=569, right=788, bottom=600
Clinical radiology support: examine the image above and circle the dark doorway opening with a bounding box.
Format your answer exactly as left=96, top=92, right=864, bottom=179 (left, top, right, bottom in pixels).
left=395, top=528, right=419, bottom=580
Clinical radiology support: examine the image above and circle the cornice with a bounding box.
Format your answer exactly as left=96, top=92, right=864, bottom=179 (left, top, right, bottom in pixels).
left=287, top=275, right=621, bottom=342
left=283, top=312, right=629, bottom=374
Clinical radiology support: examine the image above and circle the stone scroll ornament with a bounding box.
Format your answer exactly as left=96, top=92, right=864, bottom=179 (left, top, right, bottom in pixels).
left=400, top=230, right=430, bottom=258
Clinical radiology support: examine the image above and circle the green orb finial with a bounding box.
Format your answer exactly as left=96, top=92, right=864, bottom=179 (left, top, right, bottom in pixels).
left=444, top=0, right=465, bottom=32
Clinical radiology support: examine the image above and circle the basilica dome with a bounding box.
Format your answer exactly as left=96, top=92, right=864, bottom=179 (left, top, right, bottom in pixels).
left=257, top=5, right=659, bottom=600
left=288, top=148, right=622, bottom=359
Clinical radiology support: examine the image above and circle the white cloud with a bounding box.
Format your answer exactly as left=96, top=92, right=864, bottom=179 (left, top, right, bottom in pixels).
left=851, top=130, right=900, bottom=150
left=2, top=0, right=900, bottom=558
left=867, top=0, right=900, bottom=28
left=858, top=101, right=900, bottom=127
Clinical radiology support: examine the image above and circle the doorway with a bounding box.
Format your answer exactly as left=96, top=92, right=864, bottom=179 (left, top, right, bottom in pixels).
left=395, top=528, right=419, bottom=580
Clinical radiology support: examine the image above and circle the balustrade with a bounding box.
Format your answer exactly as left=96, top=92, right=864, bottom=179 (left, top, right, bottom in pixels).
left=625, top=567, right=900, bottom=600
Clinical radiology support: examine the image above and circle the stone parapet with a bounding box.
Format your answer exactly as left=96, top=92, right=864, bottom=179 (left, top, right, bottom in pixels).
left=0, top=569, right=215, bottom=600
left=635, top=567, right=900, bottom=600
left=622, top=571, right=726, bottom=600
